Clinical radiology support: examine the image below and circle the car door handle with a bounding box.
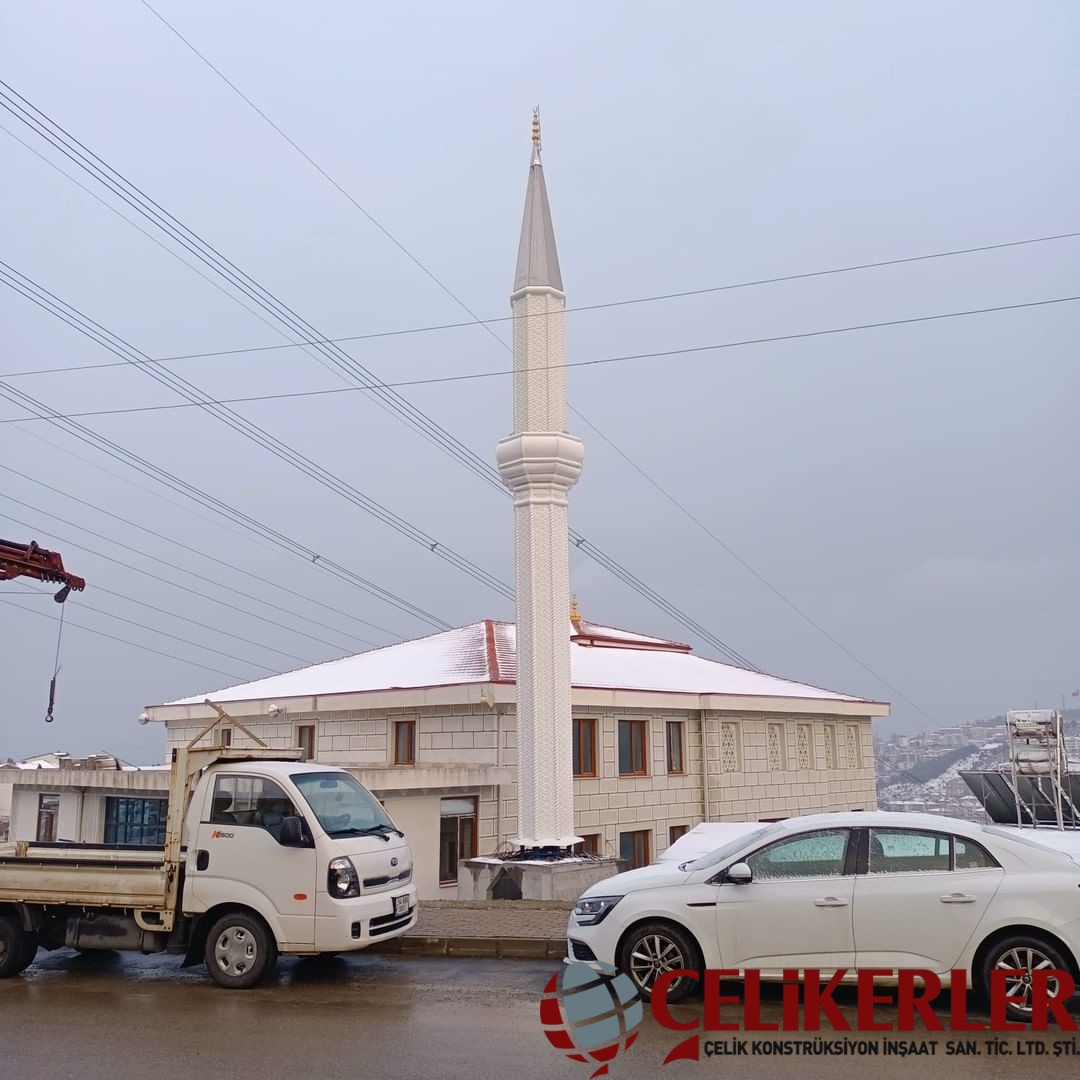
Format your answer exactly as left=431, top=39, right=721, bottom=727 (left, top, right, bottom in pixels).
left=939, top=892, right=977, bottom=904
left=195, top=849, right=209, bottom=872
left=813, top=896, right=849, bottom=907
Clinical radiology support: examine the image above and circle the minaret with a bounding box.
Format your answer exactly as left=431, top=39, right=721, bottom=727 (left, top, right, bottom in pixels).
left=496, top=111, right=584, bottom=851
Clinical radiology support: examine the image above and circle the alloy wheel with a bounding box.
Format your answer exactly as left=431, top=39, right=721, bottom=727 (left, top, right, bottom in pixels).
left=995, top=946, right=1060, bottom=1015
left=629, top=932, right=689, bottom=994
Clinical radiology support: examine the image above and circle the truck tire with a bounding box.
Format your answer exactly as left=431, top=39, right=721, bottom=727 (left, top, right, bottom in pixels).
left=0, top=917, right=35, bottom=978
left=204, top=912, right=277, bottom=989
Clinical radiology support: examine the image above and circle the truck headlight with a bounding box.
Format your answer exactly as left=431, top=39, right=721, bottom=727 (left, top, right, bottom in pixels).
left=328, top=857, right=361, bottom=898
left=573, top=895, right=623, bottom=926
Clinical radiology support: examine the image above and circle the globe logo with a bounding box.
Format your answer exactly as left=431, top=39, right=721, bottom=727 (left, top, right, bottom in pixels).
left=540, top=961, right=644, bottom=1078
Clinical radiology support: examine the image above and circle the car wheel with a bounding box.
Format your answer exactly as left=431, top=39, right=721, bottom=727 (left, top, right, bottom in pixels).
left=619, top=921, right=700, bottom=1003
left=204, top=912, right=277, bottom=990
left=981, top=934, right=1074, bottom=1021
left=0, top=917, right=35, bottom=978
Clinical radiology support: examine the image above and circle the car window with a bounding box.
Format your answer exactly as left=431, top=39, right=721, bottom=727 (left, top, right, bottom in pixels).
left=954, top=836, right=998, bottom=870
left=680, top=826, right=775, bottom=871
left=746, top=829, right=849, bottom=880
left=869, top=829, right=950, bottom=873
left=211, top=775, right=299, bottom=840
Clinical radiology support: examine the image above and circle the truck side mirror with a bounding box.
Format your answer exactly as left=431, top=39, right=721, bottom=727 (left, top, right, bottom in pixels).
left=278, top=816, right=307, bottom=847
left=724, top=861, right=753, bottom=885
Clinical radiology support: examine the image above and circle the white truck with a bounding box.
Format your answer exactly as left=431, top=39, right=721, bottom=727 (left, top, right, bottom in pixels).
left=0, top=739, right=417, bottom=988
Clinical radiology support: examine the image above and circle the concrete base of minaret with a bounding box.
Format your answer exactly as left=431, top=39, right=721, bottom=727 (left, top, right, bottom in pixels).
left=457, top=856, right=620, bottom=902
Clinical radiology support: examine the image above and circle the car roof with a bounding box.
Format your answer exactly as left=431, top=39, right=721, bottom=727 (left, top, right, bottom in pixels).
left=770, top=810, right=988, bottom=835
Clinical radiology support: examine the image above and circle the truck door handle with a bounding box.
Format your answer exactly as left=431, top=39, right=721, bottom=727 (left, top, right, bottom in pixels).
left=939, top=892, right=976, bottom=904
left=196, top=850, right=209, bottom=872
left=814, top=896, right=849, bottom=907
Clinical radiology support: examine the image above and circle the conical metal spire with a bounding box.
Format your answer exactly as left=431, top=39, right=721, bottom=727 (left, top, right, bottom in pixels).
left=513, top=108, right=563, bottom=292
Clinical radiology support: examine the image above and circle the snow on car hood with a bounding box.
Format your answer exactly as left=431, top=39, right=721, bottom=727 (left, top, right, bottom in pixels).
left=581, top=862, right=691, bottom=897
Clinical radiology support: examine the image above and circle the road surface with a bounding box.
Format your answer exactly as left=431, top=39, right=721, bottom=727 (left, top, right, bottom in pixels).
left=2, top=950, right=1078, bottom=1079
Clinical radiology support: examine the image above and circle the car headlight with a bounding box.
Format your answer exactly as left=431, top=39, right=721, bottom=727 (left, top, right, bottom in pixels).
left=573, top=895, right=623, bottom=926
left=328, top=857, right=361, bottom=898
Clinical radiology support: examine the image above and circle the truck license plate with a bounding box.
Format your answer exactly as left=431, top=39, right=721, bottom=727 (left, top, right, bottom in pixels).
left=394, top=895, right=409, bottom=917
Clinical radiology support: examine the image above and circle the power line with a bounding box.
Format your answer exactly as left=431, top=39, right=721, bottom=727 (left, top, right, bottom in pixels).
left=0, top=294, right=1075, bottom=427
left=0, top=502, right=360, bottom=654
left=1, top=225, right=1077, bottom=378
left=0, top=462, right=402, bottom=640
left=0, top=261, right=514, bottom=602
left=1, top=595, right=245, bottom=682
left=0, top=86, right=756, bottom=670
left=0, top=377, right=455, bottom=634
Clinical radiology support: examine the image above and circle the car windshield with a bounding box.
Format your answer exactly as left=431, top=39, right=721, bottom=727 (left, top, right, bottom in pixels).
left=679, top=825, right=776, bottom=871
left=291, top=771, right=396, bottom=837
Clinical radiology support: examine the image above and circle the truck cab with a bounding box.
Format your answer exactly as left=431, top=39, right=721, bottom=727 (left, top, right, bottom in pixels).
left=183, top=760, right=416, bottom=984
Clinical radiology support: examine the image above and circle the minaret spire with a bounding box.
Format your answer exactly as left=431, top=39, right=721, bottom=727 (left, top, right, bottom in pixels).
left=496, top=116, right=584, bottom=852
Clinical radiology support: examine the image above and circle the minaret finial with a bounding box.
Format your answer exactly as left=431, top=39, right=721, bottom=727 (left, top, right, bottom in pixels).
left=531, top=107, right=542, bottom=165
left=570, top=594, right=581, bottom=624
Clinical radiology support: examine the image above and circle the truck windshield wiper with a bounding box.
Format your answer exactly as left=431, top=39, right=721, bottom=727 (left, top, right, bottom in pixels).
left=327, top=823, right=404, bottom=840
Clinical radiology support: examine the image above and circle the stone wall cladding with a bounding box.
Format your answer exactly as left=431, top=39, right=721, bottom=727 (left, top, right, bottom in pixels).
left=165, top=702, right=877, bottom=863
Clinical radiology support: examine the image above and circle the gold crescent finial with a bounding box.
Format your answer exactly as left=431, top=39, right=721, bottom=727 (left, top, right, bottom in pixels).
left=532, top=106, right=541, bottom=149
left=570, top=593, right=581, bottom=623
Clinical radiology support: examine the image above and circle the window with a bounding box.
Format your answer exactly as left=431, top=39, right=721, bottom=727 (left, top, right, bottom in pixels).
left=393, top=720, right=416, bottom=766
left=439, top=796, right=477, bottom=885
left=292, top=771, right=393, bottom=836
left=36, top=794, right=59, bottom=842
left=619, top=829, right=651, bottom=870
left=845, top=725, right=861, bottom=768
left=577, top=833, right=601, bottom=856
left=669, top=824, right=689, bottom=845
left=220, top=727, right=232, bottom=748
left=573, top=718, right=597, bottom=777
left=746, top=829, right=849, bottom=880
left=618, top=719, right=649, bottom=776
left=823, top=723, right=838, bottom=769
left=104, top=797, right=167, bottom=847
left=720, top=722, right=740, bottom=773
left=869, top=829, right=953, bottom=874
left=766, top=722, right=786, bottom=771
left=796, top=724, right=812, bottom=769
left=296, top=724, right=316, bottom=762
left=954, top=836, right=999, bottom=870
left=665, top=721, right=685, bottom=774
left=210, top=775, right=300, bottom=840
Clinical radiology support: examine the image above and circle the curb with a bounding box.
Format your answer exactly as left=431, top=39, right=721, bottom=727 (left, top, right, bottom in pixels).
left=369, top=936, right=565, bottom=959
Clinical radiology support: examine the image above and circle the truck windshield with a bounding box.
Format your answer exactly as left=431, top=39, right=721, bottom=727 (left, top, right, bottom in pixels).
left=291, top=772, right=398, bottom=838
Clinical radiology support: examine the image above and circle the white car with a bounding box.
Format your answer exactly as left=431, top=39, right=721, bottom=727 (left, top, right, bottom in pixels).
left=568, top=811, right=1080, bottom=1016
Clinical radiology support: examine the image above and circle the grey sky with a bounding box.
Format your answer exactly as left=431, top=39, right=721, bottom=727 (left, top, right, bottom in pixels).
left=1, top=1, right=1077, bottom=762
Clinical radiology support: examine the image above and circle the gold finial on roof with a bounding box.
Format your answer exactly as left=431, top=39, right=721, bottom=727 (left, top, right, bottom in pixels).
left=531, top=106, right=541, bottom=150
left=570, top=593, right=581, bottom=624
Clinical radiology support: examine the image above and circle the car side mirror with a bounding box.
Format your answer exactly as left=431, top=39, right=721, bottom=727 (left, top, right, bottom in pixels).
left=279, top=816, right=306, bottom=847
left=725, top=861, right=753, bottom=885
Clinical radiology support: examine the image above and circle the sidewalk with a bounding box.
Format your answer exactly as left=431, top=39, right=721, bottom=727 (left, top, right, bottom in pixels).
left=370, top=900, right=572, bottom=959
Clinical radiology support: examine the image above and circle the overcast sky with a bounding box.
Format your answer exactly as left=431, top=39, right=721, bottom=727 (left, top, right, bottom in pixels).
left=1, top=1, right=1077, bottom=763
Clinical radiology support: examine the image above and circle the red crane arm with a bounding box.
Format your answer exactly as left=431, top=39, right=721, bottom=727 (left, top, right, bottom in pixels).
left=0, top=538, right=86, bottom=592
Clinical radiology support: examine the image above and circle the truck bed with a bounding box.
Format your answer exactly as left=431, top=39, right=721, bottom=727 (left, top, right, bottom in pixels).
left=0, top=842, right=170, bottom=910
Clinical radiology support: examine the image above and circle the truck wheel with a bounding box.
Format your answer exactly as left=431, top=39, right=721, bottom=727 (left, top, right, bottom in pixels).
left=204, top=912, right=277, bottom=989
left=0, top=917, right=35, bottom=978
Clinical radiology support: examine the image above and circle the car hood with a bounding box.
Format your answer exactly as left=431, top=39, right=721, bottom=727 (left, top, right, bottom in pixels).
left=581, top=862, right=691, bottom=897
left=325, top=833, right=413, bottom=886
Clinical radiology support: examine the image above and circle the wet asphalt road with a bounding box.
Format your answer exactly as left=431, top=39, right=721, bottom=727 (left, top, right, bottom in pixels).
left=3, top=950, right=1080, bottom=1080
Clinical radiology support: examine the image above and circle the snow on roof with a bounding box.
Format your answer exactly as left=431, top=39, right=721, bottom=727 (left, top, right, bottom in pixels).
left=161, top=619, right=877, bottom=707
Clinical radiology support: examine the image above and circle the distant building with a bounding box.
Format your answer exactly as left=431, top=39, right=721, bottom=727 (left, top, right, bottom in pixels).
left=1, top=752, right=169, bottom=846
left=146, top=617, right=887, bottom=899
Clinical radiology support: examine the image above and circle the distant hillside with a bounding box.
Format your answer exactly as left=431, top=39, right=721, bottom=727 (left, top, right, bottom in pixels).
left=902, top=744, right=980, bottom=784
